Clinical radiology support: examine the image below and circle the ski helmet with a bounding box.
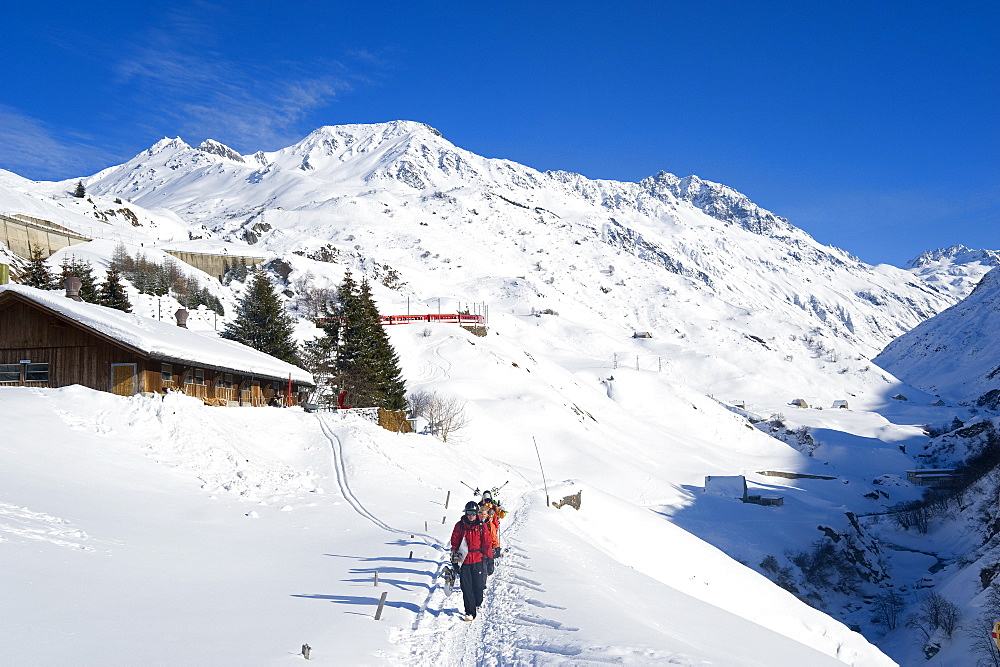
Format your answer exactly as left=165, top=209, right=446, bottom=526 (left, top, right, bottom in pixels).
left=464, top=501, right=479, bottom=514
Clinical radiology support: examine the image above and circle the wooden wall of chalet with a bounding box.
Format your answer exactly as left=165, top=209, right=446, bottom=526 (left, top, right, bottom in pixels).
left=0, top=296, right=308, bottom=405
left=146, top=365, right=286, bottom=407
left=0, top=299, right=147, bottom=393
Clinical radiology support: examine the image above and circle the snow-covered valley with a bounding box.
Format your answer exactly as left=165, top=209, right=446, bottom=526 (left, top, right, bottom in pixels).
left=3, top=121, right=1000, bottom=665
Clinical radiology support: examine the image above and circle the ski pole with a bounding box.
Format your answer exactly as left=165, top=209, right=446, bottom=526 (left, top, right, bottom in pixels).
left=533, top=437, right=550, bottom=507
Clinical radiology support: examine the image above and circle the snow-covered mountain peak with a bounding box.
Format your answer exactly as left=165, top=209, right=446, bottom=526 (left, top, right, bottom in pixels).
left=900, top=244, right=1000, bottom=301
left=904, top=244, right=1000, bottom=270
left=196, top=139, right=245, bottom=163
left=146, top=137, right=192, bottom=156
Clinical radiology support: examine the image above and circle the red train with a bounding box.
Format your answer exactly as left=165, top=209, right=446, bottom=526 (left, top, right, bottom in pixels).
left=317, top=314, right=485, bottom=327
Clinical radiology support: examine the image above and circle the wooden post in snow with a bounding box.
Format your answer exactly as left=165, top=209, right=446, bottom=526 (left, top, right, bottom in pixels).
left=374, top=591, right=388, bottom=620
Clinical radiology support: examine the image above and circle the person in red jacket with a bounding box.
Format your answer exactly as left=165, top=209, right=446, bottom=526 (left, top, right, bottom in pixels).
left=478, top=502, right=498, bottom=576
left=450, top=500, right=494, bottom=621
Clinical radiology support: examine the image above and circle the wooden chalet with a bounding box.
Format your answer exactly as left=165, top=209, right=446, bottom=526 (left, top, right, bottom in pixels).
left=0, top=284, right=313, bottom=405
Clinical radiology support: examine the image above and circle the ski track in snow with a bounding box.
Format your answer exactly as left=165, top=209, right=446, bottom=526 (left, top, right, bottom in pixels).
left=316, top=413, right=409, bottom=536
left=415, top=337, right=453, bottom=384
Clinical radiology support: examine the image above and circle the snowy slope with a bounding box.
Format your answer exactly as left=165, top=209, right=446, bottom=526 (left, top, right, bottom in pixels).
left=874, top=267, right=1000, bottom=406
left=0, top=379, right=895, bottom=665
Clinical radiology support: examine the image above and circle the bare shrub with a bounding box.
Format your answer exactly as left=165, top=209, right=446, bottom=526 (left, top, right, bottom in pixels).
left=408, top=390, right=469, bottom=443
left=906, top=591, right=961, bottom=641
left=407, top=390, right=433, bottom=418
left=872, top=590, right=905, bottom=630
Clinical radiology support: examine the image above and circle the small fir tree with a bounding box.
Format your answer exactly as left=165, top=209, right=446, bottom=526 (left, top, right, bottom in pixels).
left=109, top=242, right=135, bottom=276
left=97, top=267, right=132, bottom=312
left=22, top=247, right=60, bottom=290
left=73, top=180, right=86, bottom=198
left=220, top=270, right=299, bottom=365
left=60, top=256, right=99, bottom=302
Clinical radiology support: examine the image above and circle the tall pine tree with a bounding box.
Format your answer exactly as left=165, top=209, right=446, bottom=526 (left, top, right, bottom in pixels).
left=357, top=279, right=407, bottom=410
left=325, top=271, right=406, bottom=409
left=22, top=247, right=60, bottom=290
left=97, top=267, right=133, bottom=312
left=221, top=270, right=300, bottom=365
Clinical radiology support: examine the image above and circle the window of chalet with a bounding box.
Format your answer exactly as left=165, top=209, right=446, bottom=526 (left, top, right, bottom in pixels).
left=220, top=373, right=233, bottom=389
left=0, top=364, right=20, bottom=383
left=194, top=368, right=206, bottom=386
left=161, top=363, right=173, bottom=382
left=25, top=363, right=49, bottom=382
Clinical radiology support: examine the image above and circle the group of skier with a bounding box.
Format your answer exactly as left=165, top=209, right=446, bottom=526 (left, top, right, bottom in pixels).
left=448, top=488, right=506, bottom=621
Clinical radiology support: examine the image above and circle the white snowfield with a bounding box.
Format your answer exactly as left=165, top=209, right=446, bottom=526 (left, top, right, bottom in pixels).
left=0, top=316, right=898, bottom=665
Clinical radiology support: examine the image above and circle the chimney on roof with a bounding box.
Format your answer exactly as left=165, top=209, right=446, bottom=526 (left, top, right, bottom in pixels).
left=64, top=276, right=83, bottom=301
left=174, top=308, right=189, bottom=328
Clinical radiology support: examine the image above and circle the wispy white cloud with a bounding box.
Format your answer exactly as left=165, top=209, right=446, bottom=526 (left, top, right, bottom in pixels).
left=0, top=105, right=116, bottom=180
left=113, top=9, right=373, bottom=152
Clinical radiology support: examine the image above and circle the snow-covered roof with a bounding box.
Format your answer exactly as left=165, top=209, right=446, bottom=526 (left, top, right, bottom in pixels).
left=0, top=284, right=313, bottom=384
left=704, top=475, right=748, bottom=499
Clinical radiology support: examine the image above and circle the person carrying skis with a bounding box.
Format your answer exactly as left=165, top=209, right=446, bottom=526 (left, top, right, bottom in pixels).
left=478, top=502, right=498, bottom=576
left=480, top=489, right=505, bottom=553
left=450, top=500, right=494, bottom=621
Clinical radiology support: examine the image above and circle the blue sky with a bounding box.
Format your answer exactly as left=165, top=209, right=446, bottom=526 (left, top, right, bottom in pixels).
left=2, top=1, right=997, bottom=266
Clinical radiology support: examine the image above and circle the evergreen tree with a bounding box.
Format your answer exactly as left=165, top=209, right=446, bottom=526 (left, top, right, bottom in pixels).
left=97, top=267, right=132, bottom=312
left=22, top=247, right=60, bottom=290
left=73, top=180, right=86, bottom=198
left=357, top=279, right=407, bottom=410
left=301, top=332, right=339, bottom=405
left=109, top=242, right=134, bottom=276
left=328, top=271, right=406, bottom=409
left=220, top=270, right=300, bottom=365
left=60, top=256, right=99, bottom=302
